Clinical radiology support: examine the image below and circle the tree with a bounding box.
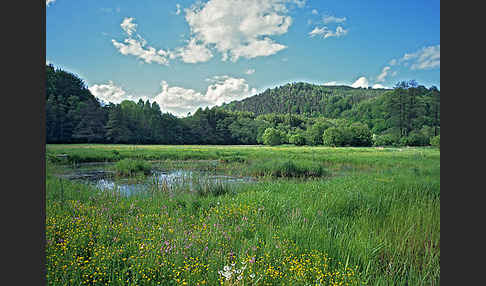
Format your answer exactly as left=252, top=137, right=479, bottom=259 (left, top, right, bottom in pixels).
left=262, top=128, right=282, bottom=146
left=289, top=133, right=305, bottom=146
left=305, top=119, right=333, bottom=145
left=348, top=122, right=372, bottom=146
left=322, top=127, right=348, bottom=147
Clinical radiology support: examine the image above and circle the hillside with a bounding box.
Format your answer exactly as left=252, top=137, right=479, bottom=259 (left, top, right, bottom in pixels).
left=219, top=82, right=390, bottom=117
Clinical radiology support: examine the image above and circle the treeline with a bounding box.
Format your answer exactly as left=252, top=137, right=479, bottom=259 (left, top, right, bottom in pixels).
left=46, top=64, right=439, bottom=147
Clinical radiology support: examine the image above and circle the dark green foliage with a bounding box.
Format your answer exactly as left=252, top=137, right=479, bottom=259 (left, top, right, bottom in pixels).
left=221, top=82, right=388, bottom=117
left=348, top=122, right=372, bottom=146
left=289, top=133, right=306, bottom=146
left=46, top=65, right=106, bottom=143
left=321, top=123, right=372, bottom=147
left=372, top=134, right=400, bottom=147
left=304, top=118, right=334, bottom=145
left=430, top=135, right=440, bottom=149
left=262, top=128, right=283, bottom=146
left=322, top=127, right=349, bottom=147
left=398, top=131, right=430, bottom=147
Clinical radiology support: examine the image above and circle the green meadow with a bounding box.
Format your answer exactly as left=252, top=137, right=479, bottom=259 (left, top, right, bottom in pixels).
left=46, top=144, right=440, bottom=285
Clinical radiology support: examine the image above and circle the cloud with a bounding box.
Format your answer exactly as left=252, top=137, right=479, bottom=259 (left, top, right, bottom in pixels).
left=322, top=15, right=347, bottom=24
left=112, top=18, right=171, bottom=65
left=151, top=76, right=256, bottom=116
left=183, top=0, right=301, bottom=62
left=173, top=38, right=213, bottom=63
left=204, top=76, right=257, bottom=105
left=245, top=68, right=256, bottom=75
left=376, top=66, right=391, bottom=82
left=372, top=83, right=387, bottom=89
left=175, top=4, right=181, bottom=15
left=325, top=75, right=392, bottom=89
left=292, top=0, right=306, bottom=8
left=350, top=77, right=369, bottom=88
left=112, top=2, right=304, bottom=65
left=323, top=81, right=346, bottom=86
left=309, top=26, right=347, bottom=38
left=46, top=0, right=56, bottom=7
left=89, top=81, right=131, bottom=104
left=120, top=17, right=137, bottom=36
left=401, top=45, right=440, bottom=70
left=91, top=76, right=256, bottom=117
left=388, top=45, right=440, bottom=71
left=311, top=9, right=318, bottom=15
left=112, top=38, right=171, bottom=65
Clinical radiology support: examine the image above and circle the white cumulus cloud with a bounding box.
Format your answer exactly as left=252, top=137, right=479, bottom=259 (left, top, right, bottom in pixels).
left=351, top=77, right=369, bottom=88
left=112, top=17, right=171, bottom=65
left=112, top=38, right=171, bottom=65
left=173, top=38, right=213, bottom=63
left=245, top=68, right=256, bottom=75
left=89, top=81, right=131, bottom=104
left=372, top=83, right=387, bottom=89
left=120, top=17, right=137, bottom=36
left=401, top=45, right=440, bottom=70
left=112, top=2, right=304, bottom=65
left=90, top=76, right=256, bottom=117
left=376, top=66, right=391, bottom=82
left=46, top=0, right=56, bottom=7
left=309, top=26, right=347, bottom=38
left=152, top=76, right=256, bottom=116
left=388, top=45, right=440, bottom=71
left=183, top=0, right=300, bottom=62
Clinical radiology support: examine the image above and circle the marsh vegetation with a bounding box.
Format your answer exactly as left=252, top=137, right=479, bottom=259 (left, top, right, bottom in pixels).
left=46, top=144, right=440, bottom=285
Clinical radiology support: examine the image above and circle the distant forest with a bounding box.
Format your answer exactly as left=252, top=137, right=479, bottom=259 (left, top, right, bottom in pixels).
left=46, top=64, right=440, bottom=147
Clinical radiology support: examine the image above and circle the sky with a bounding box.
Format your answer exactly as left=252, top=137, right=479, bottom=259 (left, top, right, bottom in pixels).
left=46, top=0, right=440, bottom=117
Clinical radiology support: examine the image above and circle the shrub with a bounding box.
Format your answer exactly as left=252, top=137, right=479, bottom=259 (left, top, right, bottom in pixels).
left=262, top=128, right=282, bottom=146
left=113, top=158, right=152, bottom=176
left=372, top=133, right=400, bottom=147
left=289, top=133, right=306, bottom=146
left=399, top=132, right=430, bottom=146
left=305, top=120, right=333, bottom=145
left=348, top=123, right=372, bottom=146
left=430, top=135, right=440, bottom=149
left=322, top=127, right=349, bottom=147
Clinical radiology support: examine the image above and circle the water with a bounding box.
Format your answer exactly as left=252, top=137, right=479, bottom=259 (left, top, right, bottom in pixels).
left=57, top=162, right=255, bottom=196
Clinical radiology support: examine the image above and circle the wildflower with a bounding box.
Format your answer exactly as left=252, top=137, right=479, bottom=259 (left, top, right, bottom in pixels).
left=250, top=273, right=255, bottom=279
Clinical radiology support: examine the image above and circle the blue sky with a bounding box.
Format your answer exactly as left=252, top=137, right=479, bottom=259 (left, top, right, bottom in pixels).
left=46, top=0, right=440, bottom=116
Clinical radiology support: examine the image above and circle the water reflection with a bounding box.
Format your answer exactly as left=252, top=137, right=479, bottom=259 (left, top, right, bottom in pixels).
left=59, top=163, right=254, bottom=196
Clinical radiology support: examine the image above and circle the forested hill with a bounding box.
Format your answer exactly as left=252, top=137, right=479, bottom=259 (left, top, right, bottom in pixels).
left=219, top=82, right=389, bottom=117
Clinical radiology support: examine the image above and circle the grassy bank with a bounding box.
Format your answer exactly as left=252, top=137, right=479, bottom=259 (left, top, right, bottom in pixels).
left=45, top=145, right=440, bottom=285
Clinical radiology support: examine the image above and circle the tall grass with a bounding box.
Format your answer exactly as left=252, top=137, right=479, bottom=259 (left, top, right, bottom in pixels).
left=113, top=158, right=152, bottom=177
left=45, top=145, right=440, bottom=285
left=248, top=158, right=325, bottom=178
